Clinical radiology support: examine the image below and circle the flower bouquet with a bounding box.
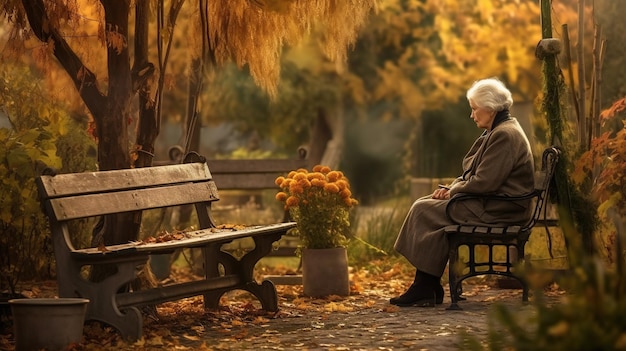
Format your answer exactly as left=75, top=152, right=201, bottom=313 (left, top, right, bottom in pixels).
left=275, top=165, right=359, bottom=250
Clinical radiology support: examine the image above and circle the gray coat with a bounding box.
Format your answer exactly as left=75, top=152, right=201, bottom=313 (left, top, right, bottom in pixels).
left=394, top=118, right=534, bottom=277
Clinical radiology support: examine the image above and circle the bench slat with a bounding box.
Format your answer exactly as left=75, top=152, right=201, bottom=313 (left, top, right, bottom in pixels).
left=207, top=159, right=307, bottom=174
left=117, top=275, right=241, bottom=308
left=70, top=222, right=296, bottom=258
left=38, top=163, right=212, bottom=198
left=47, top=181, right=219, bottom=221
left=211, top=173, right=284, bottom=190
left=207, top=159, right=308, bottom=190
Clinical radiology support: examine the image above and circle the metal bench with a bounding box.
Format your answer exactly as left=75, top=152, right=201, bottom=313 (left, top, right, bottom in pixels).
left=36, top=153, right=296, bottom=340
left=444, top=146, right=560, bottom=310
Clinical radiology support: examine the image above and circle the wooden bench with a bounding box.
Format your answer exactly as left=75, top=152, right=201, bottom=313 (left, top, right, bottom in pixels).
left=36, top=153, right=296, bottom=341
left=444, top=146, right=560, bottom=310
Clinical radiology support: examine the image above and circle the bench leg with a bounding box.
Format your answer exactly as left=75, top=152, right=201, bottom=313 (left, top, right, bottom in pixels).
left=202, top=233, right=282, bottom=311
left=201, top=280, right=279, bottom=312
left=447, top=243, right=463, bottom=311
left=517, top=243, right=529, bottom=303
left=244, top=280, right=279, bottom=311
left=68, top=258, right=147, bottom=341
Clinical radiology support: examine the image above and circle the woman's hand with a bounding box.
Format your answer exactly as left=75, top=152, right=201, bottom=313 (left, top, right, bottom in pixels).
left=432, top=188, right=450, bottom=200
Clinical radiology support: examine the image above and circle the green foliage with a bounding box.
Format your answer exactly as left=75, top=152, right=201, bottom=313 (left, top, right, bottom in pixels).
left=0, top=126, right=59, bottom=292
left=0, top=65, right=95, bottom=292
left=347, top=199, right=410, bottom=265
left=463, top=256, right=626, bottom=351
left=0, top=66, right=64, bottom=291
left=203, top=60, right=341, bottom=155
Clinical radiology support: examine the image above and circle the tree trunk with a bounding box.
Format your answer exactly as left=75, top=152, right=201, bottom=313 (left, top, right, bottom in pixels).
left=134, top=0, right=158, bottom=169
left=89, top=1, right=141, bottom=282
left=183, top=57, right=204, bottom=155
left=308, top=108, right=333, bottom=169
left=540, top=0, right=594, bottom=258
left=98, top=0, right=133, bottom=172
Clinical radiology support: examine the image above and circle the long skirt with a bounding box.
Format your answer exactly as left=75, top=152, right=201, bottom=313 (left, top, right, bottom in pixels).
left=393, top=197, right=475, bottom=277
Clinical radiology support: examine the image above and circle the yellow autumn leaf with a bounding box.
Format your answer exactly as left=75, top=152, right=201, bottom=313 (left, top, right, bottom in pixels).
left=183, top=334, right=201, bottom=341
left=132, top=337, right=146, bottom=347
left=324, top=302, right=354, bottom=312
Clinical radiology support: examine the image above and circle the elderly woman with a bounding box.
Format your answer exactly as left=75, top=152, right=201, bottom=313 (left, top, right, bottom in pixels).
left=391, top=78, right=535, bottom=307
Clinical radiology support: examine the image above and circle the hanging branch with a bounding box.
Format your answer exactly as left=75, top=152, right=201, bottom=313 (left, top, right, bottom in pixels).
left=591, top=25, right=606, bottom=141
left=181, top=0, right=210, bottom=157
left=577, top=0, right=587, bottom=150
left=561, top=24, right=581, bottom=125
left=155, top=0, right=185, bottom=136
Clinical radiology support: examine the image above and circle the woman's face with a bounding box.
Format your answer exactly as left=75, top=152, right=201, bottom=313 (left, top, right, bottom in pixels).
left=469, top=99, right=496, bottom=130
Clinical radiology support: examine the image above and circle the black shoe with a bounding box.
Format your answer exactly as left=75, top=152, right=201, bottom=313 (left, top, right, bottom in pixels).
left=390, top=284, right=437, bottom=307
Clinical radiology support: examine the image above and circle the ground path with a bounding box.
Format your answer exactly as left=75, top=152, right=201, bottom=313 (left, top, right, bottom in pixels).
left=0, top=263, right=562, bottom=351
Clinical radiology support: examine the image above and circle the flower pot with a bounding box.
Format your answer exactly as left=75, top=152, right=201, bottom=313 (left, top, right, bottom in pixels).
left=9, top=298, right=89, bottom=351
left=302, top=247, right=350, bottom=297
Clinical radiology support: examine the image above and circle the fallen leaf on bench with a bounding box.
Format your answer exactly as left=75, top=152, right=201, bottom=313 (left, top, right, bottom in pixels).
left=216, top=223, right=247, bottom=231
left=97, top=243, right=109, bottom=252
left=142, top=230, right=191, bottom=243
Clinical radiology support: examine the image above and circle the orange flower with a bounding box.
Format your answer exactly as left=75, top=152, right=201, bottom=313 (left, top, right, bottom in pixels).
left=298, top=178, right=312, bottom=188
left=307, top=172, right=325, bottom=180
left=336, top=179, right=349, bottom=190
left=282, top=178, right=293, bottom=188
left=275, top=192, right=288, bottom=201
left=327, top=171, right=341, bottom=182
left=340, top=189, right=352, bottom=199
left=293, top=172, right=307, bottom=181
left=286, top=196, right=299, bottom=207
left=311, top=178, right=325, bottom=187
left=324, top=183, right=340, bottom=194
left=290, top=184, right=304, bottom=194
left=275, top=176, right=285, bottom=186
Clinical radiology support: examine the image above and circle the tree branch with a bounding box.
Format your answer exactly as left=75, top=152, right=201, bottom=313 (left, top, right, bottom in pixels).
left=21, top=0, right=107, bottom=119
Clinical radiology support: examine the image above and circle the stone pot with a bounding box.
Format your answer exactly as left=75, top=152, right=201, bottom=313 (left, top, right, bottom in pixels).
left=9, top=298, right=89, bottom=351
left=302, top=247, right=350, bottom=297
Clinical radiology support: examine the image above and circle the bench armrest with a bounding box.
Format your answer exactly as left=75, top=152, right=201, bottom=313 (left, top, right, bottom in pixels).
left=445, top=191, right=539, bottom=225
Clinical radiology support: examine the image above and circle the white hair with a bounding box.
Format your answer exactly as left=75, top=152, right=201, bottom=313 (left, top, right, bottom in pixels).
left=466, top=78, right=513, bottom=112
